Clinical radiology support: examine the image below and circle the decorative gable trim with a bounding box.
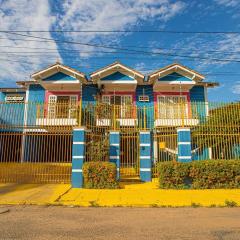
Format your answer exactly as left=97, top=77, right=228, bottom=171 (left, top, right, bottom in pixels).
left=31, top=62, right=87, bottom=83
left=148, top=63, right=205, bottom=84
left=90, top=61, right=144, bottom=82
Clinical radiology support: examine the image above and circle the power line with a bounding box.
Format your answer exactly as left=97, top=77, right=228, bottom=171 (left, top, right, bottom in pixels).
left=0, top=57, right=239, bottom=77
left=1, top=45, right=240, bottom=57
left=0, top=35, right=239, bottom=57
left=2, top=32, right=240, bottom=64
left=0, top=30, right=240, bottom=34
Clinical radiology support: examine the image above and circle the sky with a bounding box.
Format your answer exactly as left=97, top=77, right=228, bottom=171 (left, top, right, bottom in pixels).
left=0, top=0, right=240, bottom=102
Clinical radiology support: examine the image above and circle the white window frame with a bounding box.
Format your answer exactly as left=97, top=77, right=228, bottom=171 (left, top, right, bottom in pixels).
left=102, top=95, right=111, bottom=104
left=157, top=95, right=188, bottom=119
left=48, top=94, right=78, bottom=119
left=101, top=94, right=133, bottom=118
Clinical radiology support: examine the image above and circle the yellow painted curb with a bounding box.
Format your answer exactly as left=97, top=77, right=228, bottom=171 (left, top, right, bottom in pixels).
left=58, top=188, right=240, bottom=207
left=0, top=183, right=240, bottom=207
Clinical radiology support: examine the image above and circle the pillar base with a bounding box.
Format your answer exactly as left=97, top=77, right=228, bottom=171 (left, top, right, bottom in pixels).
left=139, top=131, right=152, bottom=182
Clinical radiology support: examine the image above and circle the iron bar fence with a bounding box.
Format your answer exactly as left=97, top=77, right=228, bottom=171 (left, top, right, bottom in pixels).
left=0, top=101, right=239, bottom=183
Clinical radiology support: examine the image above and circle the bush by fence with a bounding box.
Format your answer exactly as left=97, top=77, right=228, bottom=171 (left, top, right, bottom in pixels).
left=82, top=162, right=119, bottom=189
left=158, top=160, right=240, bottom=189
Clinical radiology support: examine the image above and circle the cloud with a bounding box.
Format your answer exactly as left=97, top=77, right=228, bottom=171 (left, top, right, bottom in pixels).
left=168, top=33, right=240, bottom=71
left=0, top=0, right=61, bottom=86
left=57, top=0, right=186, bottom=57
left=232, top=81, right=240, bottom=94
left=214, top=0, right=239, bottom=7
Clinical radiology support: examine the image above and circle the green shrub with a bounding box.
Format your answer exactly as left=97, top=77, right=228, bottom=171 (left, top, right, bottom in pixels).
left=158, top=160, right=240, bottom=189
left=82, top=161, right=119, bottom=189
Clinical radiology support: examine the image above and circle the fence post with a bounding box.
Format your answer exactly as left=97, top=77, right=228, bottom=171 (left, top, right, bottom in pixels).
left=109, top=131, right=120, bottom=180
left=78, top=100, right=82, bottom=127
left=177, top=127, right=192, bottom=162
left=139, top=131, right=152, bottom=182
left=71, top=127, right=86, bottom=188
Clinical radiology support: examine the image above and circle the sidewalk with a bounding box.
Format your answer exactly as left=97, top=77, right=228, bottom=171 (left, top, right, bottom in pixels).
left=0, top=182, right=240, bottom=207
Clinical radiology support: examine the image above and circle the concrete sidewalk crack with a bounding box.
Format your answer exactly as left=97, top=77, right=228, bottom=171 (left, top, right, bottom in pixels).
left=54, top=187, right=72, bottom=203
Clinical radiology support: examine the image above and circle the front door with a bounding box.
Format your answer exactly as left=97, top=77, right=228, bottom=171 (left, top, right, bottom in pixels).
left=120, top=132, right=139, bottom=178
left=48, top=95, right=77, bottom=119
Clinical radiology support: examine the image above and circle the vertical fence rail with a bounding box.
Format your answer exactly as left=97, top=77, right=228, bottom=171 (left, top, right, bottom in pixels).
left=152, top=127, right=178, bottom=177
left=0, top=131, right=72, bottom=183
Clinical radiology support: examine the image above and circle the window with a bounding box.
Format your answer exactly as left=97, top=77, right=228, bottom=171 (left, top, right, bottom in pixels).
left=102, top=95, right=111, bottom=104
left=157, top=95, right=188, bottom=119
left=102, top=95, right=132, bottom=105
left=48, top=95, right=77, bottom=119
left=101, top=95, right=133, bottom=118
left=5, top=95, right=24, bottom=103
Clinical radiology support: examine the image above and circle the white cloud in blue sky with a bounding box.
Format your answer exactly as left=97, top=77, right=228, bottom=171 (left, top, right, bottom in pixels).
left=57, top=0, right=186, bottom=57
left=232, top=81, right=240, bottom=94
left=215, top=0, right=239, bottom=7
left=0, top=0, right=62, bottom=81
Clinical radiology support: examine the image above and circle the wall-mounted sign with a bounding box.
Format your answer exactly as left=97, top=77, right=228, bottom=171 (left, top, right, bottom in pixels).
left=5, top=96, right=24, bottom=102
left=138, top=95, right=149, bottom=102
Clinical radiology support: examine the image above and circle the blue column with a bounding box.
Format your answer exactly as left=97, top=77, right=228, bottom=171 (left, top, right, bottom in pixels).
left=139, top=131, right=152, bottom=182
left=177, top=127, right=192, bottom=162
left=71, top=127, right=86, bottom=188
left=109, top=131, right=120, bottom=180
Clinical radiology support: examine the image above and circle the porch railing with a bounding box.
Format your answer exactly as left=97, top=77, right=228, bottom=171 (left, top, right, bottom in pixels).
left=0, top=101, right=239, bottom=130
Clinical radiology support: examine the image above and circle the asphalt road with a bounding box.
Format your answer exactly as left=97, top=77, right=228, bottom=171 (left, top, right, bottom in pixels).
left=0, top=206, right=239, bottom=240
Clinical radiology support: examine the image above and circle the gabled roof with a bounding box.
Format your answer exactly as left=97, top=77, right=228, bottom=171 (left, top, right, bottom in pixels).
left=148, top=63, right=205, bottom=83
left=31, top=62, right=87, bottom=82
left=90, top=61, right=145, bottom=80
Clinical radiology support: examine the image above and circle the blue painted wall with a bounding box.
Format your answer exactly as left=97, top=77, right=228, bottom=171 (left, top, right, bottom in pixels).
left=28, top=84, right=45, bottom=103
left=43, top=72, right=76, bottom=81
left=82, top=84, right=98, bottom=107
left=81, top=84, right=98, bottom=126
left=0, top=91, right=26, bottom=127
left=190, top=86, right=205, bottom=102
left=159, top=72, right=192, bottom=82
left=0, top=103, right=25, bottom=128
left=136, top=85, right=154, bottom=129
left=27, top=84, right=46, bottom=126
left=101, top=72, right=134, bottom=81
left=189, top=86, right=207, bottom=121
left=0, top=92, right=5, bottom=101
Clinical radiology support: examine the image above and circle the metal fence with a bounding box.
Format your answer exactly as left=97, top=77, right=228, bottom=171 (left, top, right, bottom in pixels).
left=0, top=101, right=239, bottom=183
left=152, top=127, right=178, bottom=177
left=0, top=130, right=72, bottom=183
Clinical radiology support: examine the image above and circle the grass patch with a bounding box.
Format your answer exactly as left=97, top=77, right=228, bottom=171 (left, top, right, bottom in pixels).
left=225, top=200, right=238, bottom=207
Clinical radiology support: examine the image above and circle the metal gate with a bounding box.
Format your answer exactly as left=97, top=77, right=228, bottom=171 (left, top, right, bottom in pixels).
left=0, top=130, right=72, bottom=183
left=120, top=132, right=140, bottom=177
left=153, top=127, right=177, bottom=177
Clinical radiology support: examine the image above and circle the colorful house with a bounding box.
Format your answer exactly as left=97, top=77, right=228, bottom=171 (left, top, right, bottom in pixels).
left=0, top=61, right=218, bottom=187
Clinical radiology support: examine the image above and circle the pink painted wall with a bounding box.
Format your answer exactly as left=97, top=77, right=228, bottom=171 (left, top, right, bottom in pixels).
left=45, top=90, right=81, bottom=103
left=44, top=90, right=81, bottom=117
